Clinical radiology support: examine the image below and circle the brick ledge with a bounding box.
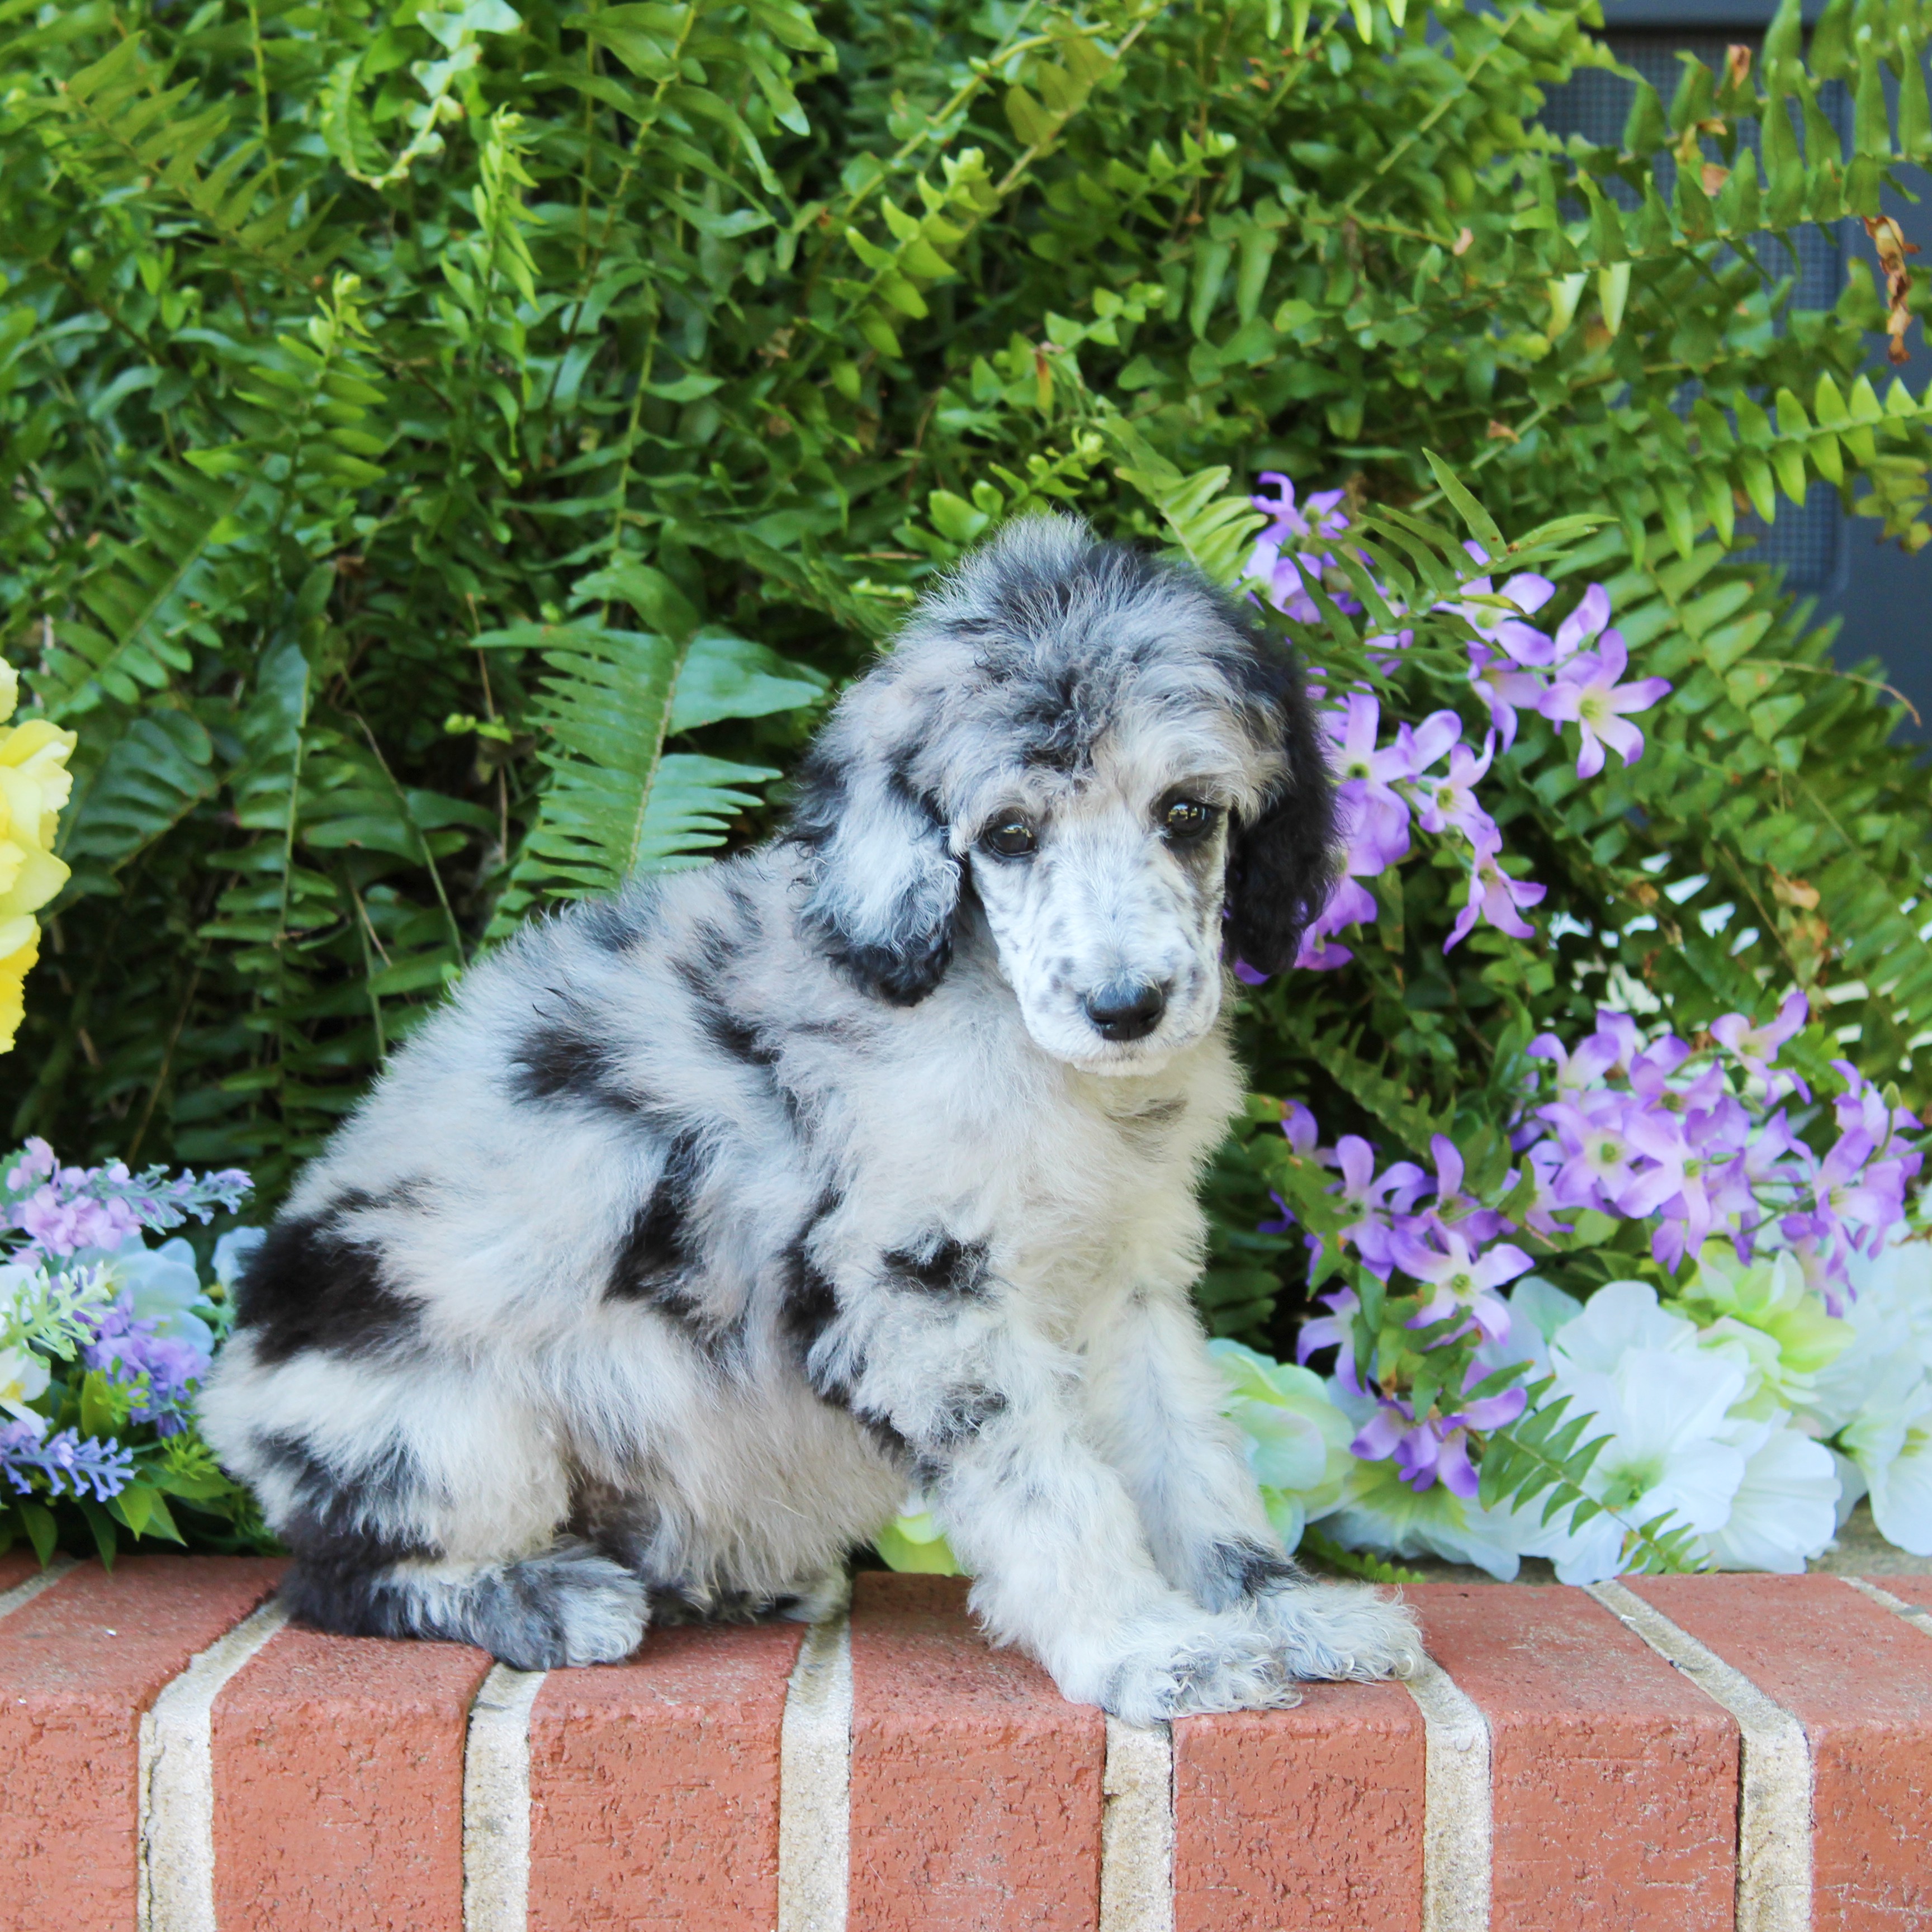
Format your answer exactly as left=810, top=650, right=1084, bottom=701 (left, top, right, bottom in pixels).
left=1, top=1557, right=1929, bottom=1930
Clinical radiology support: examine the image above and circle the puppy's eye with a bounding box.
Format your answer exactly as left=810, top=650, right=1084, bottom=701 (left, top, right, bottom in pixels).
left=981, top=816, right=1037, bottom=859
left=1162, top=798, right=1216, bottom=842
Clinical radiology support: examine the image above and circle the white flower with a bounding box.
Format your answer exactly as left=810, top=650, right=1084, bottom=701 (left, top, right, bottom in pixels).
left=106, top=1237, right=213, bottom=1353
left=1839, top=1360, right=1932, bottom=1557
left=1548, top=1278, right=1699, bottom=1375
left=1209, top=1340, right=1355, bottom=1548
left=1536, top=1325, right=1750, bottom=1584
left=0, top=1341, right=48, bottom=1420
left=1706, top=1422, right=1840, bottom=1573
left=213, top=1227, right=267, bottom=1296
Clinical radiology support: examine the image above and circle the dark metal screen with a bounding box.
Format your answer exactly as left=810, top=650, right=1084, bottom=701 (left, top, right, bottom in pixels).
left=1538, top=35, right=1850, bottom=591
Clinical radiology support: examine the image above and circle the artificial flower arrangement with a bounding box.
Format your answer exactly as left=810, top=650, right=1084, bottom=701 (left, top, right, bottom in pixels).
left=0, top=1142, right=267, bottom=1562
left=879, top=473, right=1932, bottom=1584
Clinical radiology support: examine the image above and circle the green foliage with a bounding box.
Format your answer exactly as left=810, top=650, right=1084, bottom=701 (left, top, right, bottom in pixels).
left=2, top=0, right=1930, bottom=1443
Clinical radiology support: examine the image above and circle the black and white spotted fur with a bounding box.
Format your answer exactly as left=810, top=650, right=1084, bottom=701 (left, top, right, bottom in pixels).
left=198, top=517, right=1421, bottom=1720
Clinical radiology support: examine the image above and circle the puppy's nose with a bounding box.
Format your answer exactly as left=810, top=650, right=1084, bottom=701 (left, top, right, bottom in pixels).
left=1083, top=979, right=1169, bottom=1041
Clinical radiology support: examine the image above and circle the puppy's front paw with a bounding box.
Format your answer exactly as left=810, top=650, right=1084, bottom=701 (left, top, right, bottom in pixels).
left=1083, top=1621, right=1303, bottom=1723
left=1249, top=1578, right=1423, bottom=1684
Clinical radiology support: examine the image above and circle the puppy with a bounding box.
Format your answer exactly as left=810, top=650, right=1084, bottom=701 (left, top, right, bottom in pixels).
left=198, top=516, right=1420, bottom=1719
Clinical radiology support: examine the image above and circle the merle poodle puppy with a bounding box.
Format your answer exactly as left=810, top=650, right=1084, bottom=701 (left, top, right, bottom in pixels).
left=198, top=516, right=1420, bottom=1720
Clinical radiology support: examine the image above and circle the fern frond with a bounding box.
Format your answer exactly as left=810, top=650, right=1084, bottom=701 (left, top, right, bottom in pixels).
left=35, top=469, right=247, bottom=719
left=478, top=618, right=823, bottom=936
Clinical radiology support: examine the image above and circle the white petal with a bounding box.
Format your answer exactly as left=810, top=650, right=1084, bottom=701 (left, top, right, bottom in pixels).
left=1709, top=1428, right=1840, bottom=1573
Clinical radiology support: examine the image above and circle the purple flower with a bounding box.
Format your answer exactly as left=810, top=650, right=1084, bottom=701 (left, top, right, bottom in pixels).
left=1348, top=1376, right=1529, bottom=1497
left=1710, top=992, right=1808, bottom=1091
left=1617, top=1106, right=1718, bottom=1267
left=1281, top=1101, right=1322, bottom=1158
left=1551, top=583, right=1612, bottom=664
left=84, top=1296, right=209, bottom=1433
left=1465, top=642, right=1548, bottom=750
left=1298, top=1286, right=1364, bottom=1390
left=1536, top=632, right=1672, bottom=778
left=1294, top=874, right=1379, bottom=973
left=1540, top=1093, right=1640, bottom=1211
left=1412, top=732, right=1500, bottom=849
left=0, top=1418, right=135, bottom=1502
left=1390, top=1227, right=1532, bottom=1344
left=1325, top=695, right=1415, bottom=875
left=1445, top=845, right=1546, bottom=949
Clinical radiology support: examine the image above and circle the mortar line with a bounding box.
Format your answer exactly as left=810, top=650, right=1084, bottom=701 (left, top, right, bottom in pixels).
left=1404, top=1655, right=1491, bottom=1932
left=463, top=1661, right=546, bottom=1932
left=0, top=1555, right=75, bottom=1621
left=778, top=1607, right=853, bottom=1932
left=1836, top=1575, right=1932, bottom=1640
left=137, top=1595, right=290, bottom=1932
left=1099, top=1716, right=1173, bottom=1932
left=1587, top=1580, right=1811, bottom=1932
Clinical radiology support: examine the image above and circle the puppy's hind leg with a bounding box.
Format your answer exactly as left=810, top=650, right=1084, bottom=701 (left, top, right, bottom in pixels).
left=286, top=1522, right=648, bottom=1670
left=265, top=1436, right=648, bottom=1670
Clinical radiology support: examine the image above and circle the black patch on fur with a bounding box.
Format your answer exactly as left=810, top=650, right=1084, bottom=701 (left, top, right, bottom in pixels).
left=607, top=1133, right=706, bottom=1305
left=508, top=1011, right=632, bottom=1114
left=881, top=1235, right=991, bottom=1299
left=927, top=1384, right=1007, bottom=1446
left=1218, top=613, right=1339, bottom=978
left=233, top=1196, right=420, bottom=1368
left=576, top=893, right=656, bottom=955
left=1200, top=1535, right=1305, bottom=1612
left=787, top=754, right=958, bottom=1008
left=265, top=1432, right=439, bottom=1640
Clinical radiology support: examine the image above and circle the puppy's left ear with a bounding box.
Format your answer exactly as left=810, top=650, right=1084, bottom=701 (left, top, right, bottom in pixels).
left=1223, top=640, right=1339, bottom=978
left=788, top=700, right=960, bottom=1006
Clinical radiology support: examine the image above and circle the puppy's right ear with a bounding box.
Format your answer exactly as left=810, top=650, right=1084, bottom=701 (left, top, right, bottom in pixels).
left=788, top=708, right=960, bottom=1006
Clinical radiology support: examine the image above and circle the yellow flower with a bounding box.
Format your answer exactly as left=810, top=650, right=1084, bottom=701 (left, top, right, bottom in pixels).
left=0, top=661, right=77, bottom=1052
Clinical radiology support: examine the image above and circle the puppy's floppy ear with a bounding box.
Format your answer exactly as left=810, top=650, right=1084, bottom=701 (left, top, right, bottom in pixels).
left=788, top=702, right=960, bottom=1006
left=1223, top=635, right=1339, bottom=978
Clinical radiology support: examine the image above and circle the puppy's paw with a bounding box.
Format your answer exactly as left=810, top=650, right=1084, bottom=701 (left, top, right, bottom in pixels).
left=1249, top=1578, right=1423, bottom=1684
left=1085, top=1621, right=1303, bottom=1723
left=483, top=1543, right=650, bottom=1669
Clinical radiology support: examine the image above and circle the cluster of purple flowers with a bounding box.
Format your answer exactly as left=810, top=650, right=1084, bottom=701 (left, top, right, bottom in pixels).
left=1528, top=997, right=1922, bottom=1306
left=0, top=1142, right=253, bottom=1499
left=0, top=1417, right=135, bottom=1502
left=82, top=1304, right=207, bottom=1435
left=4, top=1139, right=249, bottom=1263
left=1244, top=476, right=1670, bottom=973
left=1270, top=995, right=1921, bottom=1492
left=1268, top=1105, right=1532, bottom=1495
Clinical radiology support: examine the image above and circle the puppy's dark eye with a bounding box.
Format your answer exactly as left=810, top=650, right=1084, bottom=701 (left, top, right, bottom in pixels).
left=981, top=816, right=1037, bottom=859
left=1162, top=798, right=1216, bottom=842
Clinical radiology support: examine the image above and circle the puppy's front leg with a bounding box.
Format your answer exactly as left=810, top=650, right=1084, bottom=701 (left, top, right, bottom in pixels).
left=796, top=1256, right=1295, bottom=1721
left=1084, top=1281, right=1421, bottom=1685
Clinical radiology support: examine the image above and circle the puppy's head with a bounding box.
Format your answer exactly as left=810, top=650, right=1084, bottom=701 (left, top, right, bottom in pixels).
left=790, top=517, right=1335, bottom=1072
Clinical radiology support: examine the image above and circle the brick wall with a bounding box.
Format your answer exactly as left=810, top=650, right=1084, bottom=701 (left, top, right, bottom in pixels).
left=2, top=1556, right=1929, bottom=1930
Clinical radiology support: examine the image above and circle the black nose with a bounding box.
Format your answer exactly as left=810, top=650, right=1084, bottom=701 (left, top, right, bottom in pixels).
left=1083, top=979, right=1169, bottom=1041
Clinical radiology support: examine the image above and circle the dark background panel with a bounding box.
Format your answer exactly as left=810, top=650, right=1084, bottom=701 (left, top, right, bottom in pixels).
left=1537, top=2, right=1931, bottom=733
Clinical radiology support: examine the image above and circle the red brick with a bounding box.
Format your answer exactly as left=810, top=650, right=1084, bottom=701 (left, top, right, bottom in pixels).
left=850, top=1572, right=1105, bottom=1932
left=1408, top=1583, right=1736, bottom=1931
left=527, top=1618, right=803, bottom=1931
left=210, top=1627, right=493, bottom=1932
left=0, top=1551, right=41, bottom=1600
left=1631, top=1573, right=1932, bottom=1931
left=0, top=1555, right=282, bottom=1932
left=1174, top=1679, right=1424, bottom=1932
